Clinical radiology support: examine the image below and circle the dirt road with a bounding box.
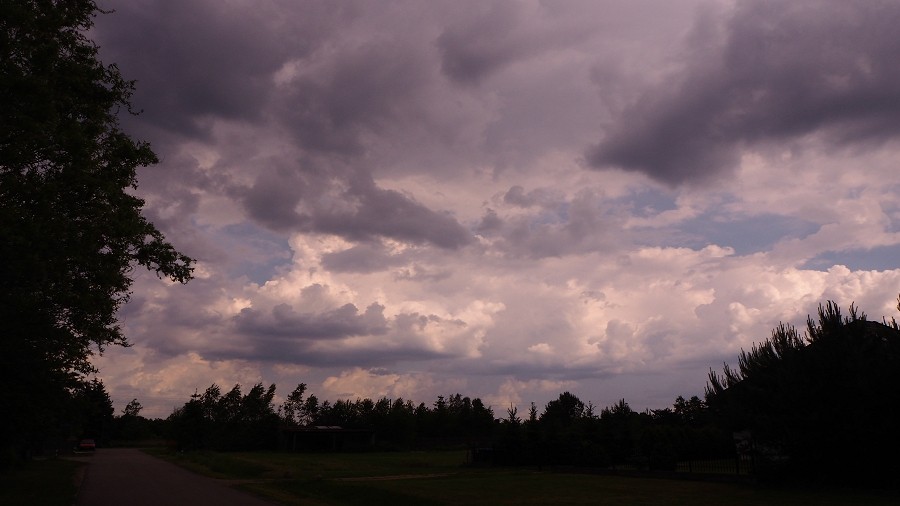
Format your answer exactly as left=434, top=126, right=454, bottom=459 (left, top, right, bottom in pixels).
left=74, top=448, right=276, bottom=506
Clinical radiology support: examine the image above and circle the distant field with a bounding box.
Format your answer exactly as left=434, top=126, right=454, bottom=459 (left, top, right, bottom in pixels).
left=147, top=449, right=900, bottom=506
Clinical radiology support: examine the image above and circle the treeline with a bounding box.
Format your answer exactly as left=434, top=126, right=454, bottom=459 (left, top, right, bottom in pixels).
left=68, top=300, right=900, bottom=490
left=159, top=376, right=730, bottom=467
left=161, top=382, right=731, bottom=473
left=166, top=383, right=495, bottom=451
left=75, top=378, right=727, bottom=472
left=491, top=394, right=730, bottom=470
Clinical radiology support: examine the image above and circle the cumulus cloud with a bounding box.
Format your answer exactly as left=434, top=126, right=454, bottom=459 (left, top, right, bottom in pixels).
left=486, top=378, right=578, bottom=411
left=320, top=367, right=461, bottom=401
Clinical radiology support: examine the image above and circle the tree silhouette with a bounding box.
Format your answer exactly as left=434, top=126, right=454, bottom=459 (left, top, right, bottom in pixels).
left=168, top=383, right=279, bottom=451
left=71, top=378, right=114, bottom=445
left=1, top=1, right=193, bottom=464
left=707, top=300, right=900, bottom=486
left=280, top=383, right=308, bottom=426
left=122, top=399, right=144, bottom=418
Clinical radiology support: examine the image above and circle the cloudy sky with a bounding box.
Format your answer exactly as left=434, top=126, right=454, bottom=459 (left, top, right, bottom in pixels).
left=89, top=0, right=900, bottom=418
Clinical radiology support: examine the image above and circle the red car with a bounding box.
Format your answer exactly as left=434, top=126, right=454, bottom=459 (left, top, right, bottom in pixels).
left=76, top=439, right=96, bottom=452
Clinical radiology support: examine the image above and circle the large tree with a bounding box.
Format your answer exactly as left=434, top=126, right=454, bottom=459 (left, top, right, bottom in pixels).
left=1, top=1, right=192, bottom=464
left=707, top=300, right=900, bottom=486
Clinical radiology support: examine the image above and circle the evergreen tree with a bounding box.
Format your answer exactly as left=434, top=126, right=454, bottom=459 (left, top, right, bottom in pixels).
left=707, top=300, right=900, bottom=486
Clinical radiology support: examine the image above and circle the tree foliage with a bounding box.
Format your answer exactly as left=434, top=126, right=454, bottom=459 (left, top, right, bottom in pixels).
left=59, top=378, right=114, bottom=446
left=168, top=384, right=495, bottom=451
left=1, top=0, right=192, bottom=464
left=706, top=300, right=900, bottom=486
left=168, top=383, right=280, bottom=451
left=122, top=399, right=143, bottom=418
left=113, top=398, right=167, bottom=442
left=486, top=391, right=729, bottom=469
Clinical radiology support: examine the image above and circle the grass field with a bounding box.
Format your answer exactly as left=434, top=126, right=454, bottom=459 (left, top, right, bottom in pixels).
left=0, top=458, right=83, bottom=506
left=148, top=449, right=900, bottom=506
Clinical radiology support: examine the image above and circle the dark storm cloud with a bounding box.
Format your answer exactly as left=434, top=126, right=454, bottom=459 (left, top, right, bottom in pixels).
left=241, top=167, right=472, bottom=249
left=241, top=167, right=310, bottom=232
left=313, top=173, right=473, bottom=249
left=229, top=303, right=466, bottom=366
left=476, top=209, right=503, bottom=234
left=234, top=302, right=388, bottom=339
left=504, top=185, right=555, bottom=207
left=195, top=329, right=449, bottom=366
left=435, top=0, right=594, bottom=86
left=249, top=345, right=447, bottom=368
left=278, top=36, right=432, bottom=155
left=321, top=242, right=408, bottom=273
left=588, top=1, right=900, bottom=185
left=436, top=1, right=525, bottom=85
left=94, top=1, right=309, bottom=137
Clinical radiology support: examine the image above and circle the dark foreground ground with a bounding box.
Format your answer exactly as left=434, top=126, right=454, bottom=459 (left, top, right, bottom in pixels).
left=4, top=448, right=898, bottom=505
left=72, top=448, right=276, bottom=506
left=149, top=449, right=900, bottom=506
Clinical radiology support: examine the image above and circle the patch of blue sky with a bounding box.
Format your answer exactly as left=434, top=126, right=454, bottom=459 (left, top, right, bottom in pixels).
left=616, top=187, right=678, bottom=218
left=802, top=244, right=900, bottom=272
left=676, top=213, right=819, bottom=255
left=531, top=203, right=570, bottom=227
left=238, top=257, right=292, bottom=285
left=882, top=200, right=900, bottom=233
left=220, top=223, right=292, bottom=284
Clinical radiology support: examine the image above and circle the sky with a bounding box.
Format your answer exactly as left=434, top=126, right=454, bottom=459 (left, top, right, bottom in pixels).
left=88, top=0, right=900, bottom=418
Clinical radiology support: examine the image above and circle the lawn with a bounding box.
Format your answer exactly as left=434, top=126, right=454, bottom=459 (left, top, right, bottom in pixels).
left=148, top=449, right=900, bottom=506
left=0, top=458, right=83, bottom=506
left=146, top=448, right=466, bottom=480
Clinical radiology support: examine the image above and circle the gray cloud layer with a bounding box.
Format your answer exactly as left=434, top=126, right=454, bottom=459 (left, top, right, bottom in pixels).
left=241, top=167, right=472, bottom=248
left=234, top=301, right=388, bottom=340
left=588, top=1, right=900, bottom=185
left=97, top=0, right=478, bottom=250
